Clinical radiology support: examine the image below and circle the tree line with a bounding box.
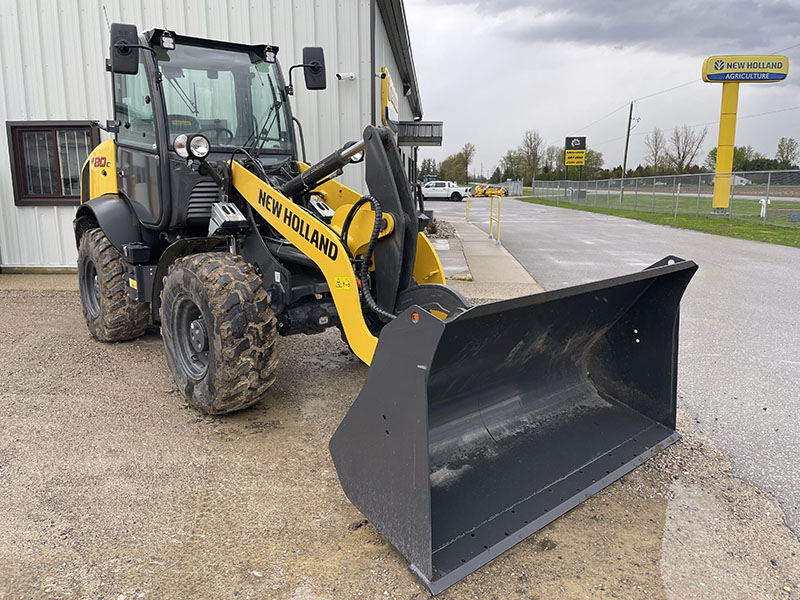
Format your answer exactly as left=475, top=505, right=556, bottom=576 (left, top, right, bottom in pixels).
left=419, top=130, right=799, bottom=184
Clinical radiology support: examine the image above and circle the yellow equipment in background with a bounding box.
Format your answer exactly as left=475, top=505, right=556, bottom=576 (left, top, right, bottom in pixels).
left=485, top=185, right=508, bottom=197
left=474, top=184, right=507, bottom=197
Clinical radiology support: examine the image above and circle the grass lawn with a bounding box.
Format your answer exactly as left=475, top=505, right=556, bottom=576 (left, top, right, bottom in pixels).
left=519, top=196, right=800, bottom=249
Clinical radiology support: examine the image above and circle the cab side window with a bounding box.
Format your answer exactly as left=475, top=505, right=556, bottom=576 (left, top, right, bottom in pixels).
left=114, top=57, right=157, bottom=150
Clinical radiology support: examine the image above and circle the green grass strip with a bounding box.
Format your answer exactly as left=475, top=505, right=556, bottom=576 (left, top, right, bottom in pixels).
left=519, top=196, right=800, bottom=249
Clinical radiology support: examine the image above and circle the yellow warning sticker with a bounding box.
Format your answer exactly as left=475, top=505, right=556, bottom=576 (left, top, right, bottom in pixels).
left=129, top=278, right=138, bottom=290
left=334, top=276, right=352, bottom=290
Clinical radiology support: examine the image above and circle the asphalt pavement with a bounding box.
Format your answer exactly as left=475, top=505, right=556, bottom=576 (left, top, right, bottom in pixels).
left=430, top=196, right=800, bottom=536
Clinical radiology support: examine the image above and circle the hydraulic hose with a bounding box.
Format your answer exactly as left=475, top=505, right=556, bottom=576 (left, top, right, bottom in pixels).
left=357, top=195, right=396, bottom=321
left=339, top=196, right=372, bottom=249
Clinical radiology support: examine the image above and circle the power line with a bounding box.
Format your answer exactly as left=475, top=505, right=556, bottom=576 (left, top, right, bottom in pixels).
left=634, top=79, right=697, bottom=102
left=590, top=105, right=800, bottom=147
left=573, top=103, right=629, bottom=133
left=773, top=42, right=800, bottom=54
left=570, top=41, right=795, bottom=139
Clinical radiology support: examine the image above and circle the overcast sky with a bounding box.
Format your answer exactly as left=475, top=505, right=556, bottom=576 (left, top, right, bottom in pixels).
left=404, top=0, right=800, bottom=176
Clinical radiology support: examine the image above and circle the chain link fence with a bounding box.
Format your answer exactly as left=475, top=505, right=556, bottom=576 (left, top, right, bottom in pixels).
left=503, top=179, right=523, bottom=196
left=530, top=170, right=800, bottom=229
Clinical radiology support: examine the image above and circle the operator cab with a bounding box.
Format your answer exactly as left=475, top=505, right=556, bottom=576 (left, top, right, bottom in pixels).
left=108, top=25, right=318, bottom=236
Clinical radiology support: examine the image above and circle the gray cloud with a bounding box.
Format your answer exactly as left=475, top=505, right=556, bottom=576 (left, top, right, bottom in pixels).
left=428, top=0, right=800, bottom=54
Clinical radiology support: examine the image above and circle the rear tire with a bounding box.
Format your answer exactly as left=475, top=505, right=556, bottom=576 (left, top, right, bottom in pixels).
left=161, top=253, right=278, bottom=414
left=77, top=228, right=149, bottom=342
left=450, top=192, right=462, bottom=202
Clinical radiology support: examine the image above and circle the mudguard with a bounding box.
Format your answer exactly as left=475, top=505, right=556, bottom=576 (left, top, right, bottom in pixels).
left=74, top=194, right=143, bottom=252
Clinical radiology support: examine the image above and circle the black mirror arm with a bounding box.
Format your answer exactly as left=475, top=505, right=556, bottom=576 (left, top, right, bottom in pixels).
left=286, top=63, right=316, bottom=96
left=114, top=42, right=158, bottom=58
left=91, top=119, right=121, bottom=133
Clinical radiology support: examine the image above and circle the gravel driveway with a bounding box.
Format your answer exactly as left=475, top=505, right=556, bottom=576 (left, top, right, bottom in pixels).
left=1, top=288, right=798, bottom=599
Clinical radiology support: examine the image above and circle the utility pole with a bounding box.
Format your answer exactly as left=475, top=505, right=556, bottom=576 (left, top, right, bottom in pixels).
left=620, top=101, right=634, bottom=204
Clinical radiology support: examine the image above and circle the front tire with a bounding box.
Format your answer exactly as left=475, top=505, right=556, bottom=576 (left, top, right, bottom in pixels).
left=161, top=253, right=278, bottom=415
left=450, top=192, right=462, bottom=202
left=77, top=228, right=149, bottom=342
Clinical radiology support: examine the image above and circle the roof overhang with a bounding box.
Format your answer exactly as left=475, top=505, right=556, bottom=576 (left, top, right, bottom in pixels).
left=376, top=0, right=423, bottom=119
left=398, top=121, right=442, bottom=146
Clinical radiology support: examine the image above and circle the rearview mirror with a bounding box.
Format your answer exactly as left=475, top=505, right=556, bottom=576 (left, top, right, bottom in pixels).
left=110, top=23, right=140, bottom=75
left=302, top=47, right=326, bottom=90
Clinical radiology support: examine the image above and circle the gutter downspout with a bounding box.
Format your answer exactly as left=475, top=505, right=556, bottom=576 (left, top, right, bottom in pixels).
left=370, top=0, right=377, bottom=127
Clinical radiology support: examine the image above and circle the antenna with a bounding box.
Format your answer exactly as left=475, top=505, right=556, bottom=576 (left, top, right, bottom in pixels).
left=102, top=5, right=111, bottom=31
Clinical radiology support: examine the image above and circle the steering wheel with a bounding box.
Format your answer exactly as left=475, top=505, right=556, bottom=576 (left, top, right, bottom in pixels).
left=197, top=126, right=234, bottom=145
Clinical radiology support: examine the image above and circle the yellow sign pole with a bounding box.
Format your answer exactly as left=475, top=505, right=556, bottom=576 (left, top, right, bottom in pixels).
left=702, top=54, right=789, bottom=213
left=712, top=81, right=740, bottom=212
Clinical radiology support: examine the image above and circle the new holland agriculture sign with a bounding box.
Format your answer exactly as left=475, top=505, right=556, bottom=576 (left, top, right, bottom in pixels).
left=702, top=55, right=789, bottom=82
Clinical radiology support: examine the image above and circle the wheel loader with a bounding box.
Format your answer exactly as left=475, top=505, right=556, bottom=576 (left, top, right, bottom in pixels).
left=75, top=24, right=697, bottom=595
left=474, top=184, right=507, bottom=198
left=486, top=184, right=509, bottom=197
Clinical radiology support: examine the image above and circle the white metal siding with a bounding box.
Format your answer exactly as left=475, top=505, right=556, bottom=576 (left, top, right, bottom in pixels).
left=373, top=13, right=415, bottom=178
left=0, top=0, right=404, bottom=268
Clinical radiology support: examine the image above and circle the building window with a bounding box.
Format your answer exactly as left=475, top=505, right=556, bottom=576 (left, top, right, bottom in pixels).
left=7, top=121, right=100, bottom=206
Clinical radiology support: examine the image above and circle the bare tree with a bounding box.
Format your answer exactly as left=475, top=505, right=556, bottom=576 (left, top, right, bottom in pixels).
left=519, top=130, right=545, bottom=183
left=544, top=145, right=561, bottom=172
left=776, top=137, right=799, bottom=167
left=460, top=143, right=476, bottom=182
left=666, top=125, right=708, bottom=173
left=644, top=128, right=667, bottom=174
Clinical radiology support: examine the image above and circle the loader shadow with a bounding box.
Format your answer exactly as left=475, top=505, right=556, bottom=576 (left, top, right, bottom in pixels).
left=428, top=475, right=672, bottom=599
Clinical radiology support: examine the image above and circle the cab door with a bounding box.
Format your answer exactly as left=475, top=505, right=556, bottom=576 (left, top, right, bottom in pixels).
left=113, top=54, right=163, bottom=226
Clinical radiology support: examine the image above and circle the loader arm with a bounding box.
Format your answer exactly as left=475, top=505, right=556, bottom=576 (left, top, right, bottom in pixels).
left=299, top=161, right=445, bottom=287
left=231, top=161, right=381, bottom=364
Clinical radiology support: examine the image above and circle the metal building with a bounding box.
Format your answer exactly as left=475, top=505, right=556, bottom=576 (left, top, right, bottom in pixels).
left=0, top=0, right=440, bottom=270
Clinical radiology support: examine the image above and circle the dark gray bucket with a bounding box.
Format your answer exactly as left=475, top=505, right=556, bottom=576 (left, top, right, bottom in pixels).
left=330, top=256, right=697, bottom=594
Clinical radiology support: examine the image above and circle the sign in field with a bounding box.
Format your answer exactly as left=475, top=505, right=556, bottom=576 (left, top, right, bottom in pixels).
left=565, top=150, right=586, bottom=166
left=564, top=137, right=586, bottom=166
left=702, top=55, right=789, bottom=82
left=565, top=136, right=586, bottom=150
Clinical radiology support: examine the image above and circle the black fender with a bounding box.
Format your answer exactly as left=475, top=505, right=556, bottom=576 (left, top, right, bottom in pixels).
left=73, top=194, right=143, bottom=252
left=150, top=237, right=227, bottom=325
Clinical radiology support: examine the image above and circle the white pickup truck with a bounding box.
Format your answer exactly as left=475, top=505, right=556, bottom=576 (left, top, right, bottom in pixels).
left=420, top=180, right=472, bottom=202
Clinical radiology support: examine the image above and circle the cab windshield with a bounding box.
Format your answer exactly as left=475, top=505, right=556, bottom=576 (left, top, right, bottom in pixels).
left=155, top=41, right=291, bottom=154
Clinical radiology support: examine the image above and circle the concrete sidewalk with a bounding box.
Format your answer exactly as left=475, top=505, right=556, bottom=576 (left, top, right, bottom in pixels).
left=437, top=217, right=544, bottom=302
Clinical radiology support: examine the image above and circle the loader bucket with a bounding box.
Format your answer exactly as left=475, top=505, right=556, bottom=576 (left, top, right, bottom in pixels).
left=330, top=256, right=697, bottom=594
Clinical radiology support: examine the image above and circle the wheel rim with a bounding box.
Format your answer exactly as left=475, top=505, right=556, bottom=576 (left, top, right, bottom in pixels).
left=172, top=297, right=210, bottom=380
left=82, top=259, right=101, bottom=319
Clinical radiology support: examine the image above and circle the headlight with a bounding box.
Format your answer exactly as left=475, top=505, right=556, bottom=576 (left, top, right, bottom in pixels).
left=188, top=134, right=211, bottom=159
left=174, top=134, right=189, bottom=158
